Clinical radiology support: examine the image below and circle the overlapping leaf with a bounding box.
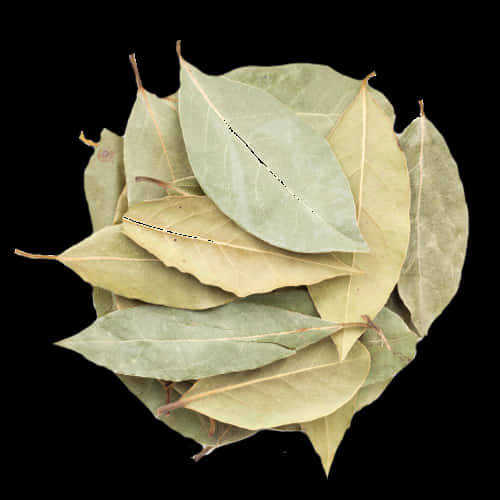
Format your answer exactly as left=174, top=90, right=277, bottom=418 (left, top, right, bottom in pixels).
left=122, top=196, right=360, bottom=297
left=17, top=224, right=235, bottom=310
left=398, top=103, right=468, bottom=336
left=55, top=302, right=348, bottom=381
left=177, top=49, right=367, bottom=254
left=159, top=338, right=370, bottom=430
left=308, top=75, right=411, bottom=359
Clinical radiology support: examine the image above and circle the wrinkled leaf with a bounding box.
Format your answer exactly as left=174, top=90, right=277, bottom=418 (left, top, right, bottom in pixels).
left=55, top=302, right=349, bottom=381
left=225, top=63, right=395, bottom=136
left=19, top=224, right=235, bottom=310
left=177, top=49, right=367, bottom=254
left=308, top=75, right=410, bottom=359
left=159, top=338, right=370, bottom=430
left=398, top=103, right=468, bottom=336
left=122, top=196, right=360, bottom=297
left=124, top=87, right=201, bottom=205
left=301, top=395, right=358, bottom=477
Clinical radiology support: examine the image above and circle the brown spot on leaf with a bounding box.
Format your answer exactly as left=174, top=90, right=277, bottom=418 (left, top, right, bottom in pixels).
left=98, top=148, right=115, bottom=162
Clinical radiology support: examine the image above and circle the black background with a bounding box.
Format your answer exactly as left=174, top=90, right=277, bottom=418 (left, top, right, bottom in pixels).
left=6, top=21, right=483, bottom=498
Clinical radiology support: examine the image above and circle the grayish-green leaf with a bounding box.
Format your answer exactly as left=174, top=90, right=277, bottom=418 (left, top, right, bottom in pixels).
left=177, top=52, right=367, bottom=254
left=360, top=307, right=418, bottom=386
left=55, top=302, right=347, bottom=381
left=356, top=379, right=392, bottom=410
left=123, top=196, right=360, bottom=297
left=398, top=105, right=468, bottom=336
left=124, top=89, right=201, bottom=205
left=161, top=338, right=370, bottom=430
left=246, top=287, right=317, bottom=317
left=225, top=63, right=395, bottom=136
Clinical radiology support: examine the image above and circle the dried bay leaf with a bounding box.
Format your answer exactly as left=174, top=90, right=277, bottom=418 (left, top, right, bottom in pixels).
left=177, top=47, right=367, bottom=254
left=122, top=196, right=360, bottom=297
left=84, top=129, right=126, bottom=232
left=398, top=103, right=468, bottom=336
left=246, top=286, right=317, bottom=317
left=124, top=77, right=201, bottom=205
left=224, top=63, right=395, bottom=136
left=159, top=338, right=370, bottom=430
left=355, top=379, right=392, bottom=410
left=301, top=395, right=358, bottom=477
left=55, top=302, right=351, bottom=381
left=17, top=224, right=235, bottom=310
left=308, top=75, right=411, bottom=359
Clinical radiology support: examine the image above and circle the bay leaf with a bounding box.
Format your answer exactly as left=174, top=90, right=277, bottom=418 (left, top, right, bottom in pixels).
left=16, top=224, right=235, bottom=310
left=224, top=63, right=395, bottom=136
left=118, top=375, right=256, bottom=449
left=360, top=307, right=418, bottom=386
left=158, top=338, right=370, bottom=430
left=301, top=395, right=358, bottom=478
left=385, top=287, right=417, bottom=334
left=397, top=102, right=468, bottom=336
left=124, top=82, right=200, bottom=206
left=355, top=379, right=392, bottom=411
left=84, top=129, right=126, bottom=232
left=55, top=302, right=352, bottom=381
left=308, top=74, right=411, bottom=359
left=177, top=48, right=367, bottom=254
left=122, top=196, right=360, bottom=297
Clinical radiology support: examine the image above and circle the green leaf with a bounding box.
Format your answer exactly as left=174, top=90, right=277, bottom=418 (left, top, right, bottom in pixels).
left=18, top=224, right=235, bottom=310
left=122, top=196, right=360, bottom=297
left=55, top=302, right=348, bottom=381
left=159, top=338, right=370, bottom=430
left=124, top=88, right=201, bottom=206
left=359, top=307, right=418, bottom=386
left=398, top=103, right=468, bottom=336
left=355, top=379, right=392, bottom=410
left=225, top=63, right=395, bottom=136
left=308, top=75, right=411, bottom=359
left=118, top=376, right=256, bottom=450
left=84, top=129, right=126, bottom=232
left=301, top=395, right=358, bottom=478
left=177, top=49, right=367, bottom=254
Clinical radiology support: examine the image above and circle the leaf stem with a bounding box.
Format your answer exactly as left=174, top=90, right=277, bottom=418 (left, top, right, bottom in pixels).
left=79, top=131, right=99, bottom=148
left=14, top=249, right=59, bottom=260
left=361, top=314, right=391, bottom=351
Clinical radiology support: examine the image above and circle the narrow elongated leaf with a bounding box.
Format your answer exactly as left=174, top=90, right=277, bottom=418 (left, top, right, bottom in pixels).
left=84, top=129, right=126, bottom=231
left=118, top=376, right=256, bottom=449
left=124, top=87, right=200, bottom=205
left=122, top=196, right=360, bottom=297
left=308, top=75, right=410, bottom=359
left=225, top=63, right=395, bottom=136
left=159, top=338, right=370, bottom=430
left=398, top=103, right=468, bottom=336
left=55, top=302, right=348, bottom=381
left=301, top=395, right=358, bottom=477
left=177, top=49, right=367, bottom=254
left=17, top=225, right=235, bottom=310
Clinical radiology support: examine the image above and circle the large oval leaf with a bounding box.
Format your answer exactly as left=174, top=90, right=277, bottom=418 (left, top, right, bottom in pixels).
left=159, top=338, right=370, bottom=430
left=398, top=103, right=468, bottom=336
left=55, top=302, right=347, bottom=381
left=177, top=50, right=367, bottom=254
left=122, top=196, right=360, bottom=297
left=308, top=76, right=411, bottom=359
left=17, top=224, right=235, bottom=310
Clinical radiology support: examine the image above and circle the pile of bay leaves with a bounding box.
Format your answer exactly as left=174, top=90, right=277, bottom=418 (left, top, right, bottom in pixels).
left=16, top=45, right=468, bottom=477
